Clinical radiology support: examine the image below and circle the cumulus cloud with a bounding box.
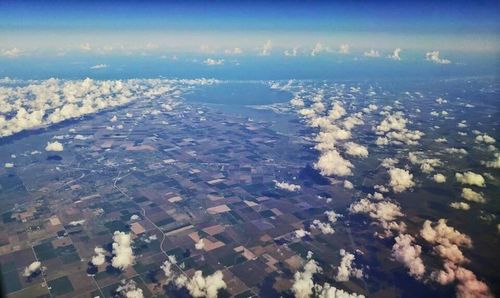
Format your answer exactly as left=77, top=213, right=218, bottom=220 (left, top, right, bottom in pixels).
left=295, top=229, right=311, bottom=238
left=388, top=168, right=415, bottom=193
left=111, top=231, right=135, bottom=270
left=314, top=149, right=354, bottom=177
left=116, top=279, right=144, bottom=298
left=314, top=283, right=364, bottom=298
left=292, top=252, right=322, bottom=298
left=338, top=44, right=350, bottom=54
left=335, top=249, right=363, bottom=282
left=45, top=141, right=64, bottom=152
left=343, top=180, right=354, bottom=189
left=392, top=234, right=425, bottom=278
left=408, top=152, right=441, bottom=173
left=374, top=112, right=423, bottom=146
left=482, top=153, right=500, bottom=168
left=455, top=172, right=485, bottom=187
left=425, top=51, right=451, bottom=64
left=1, top=47, right=24, bottom=58
left=420, top=219, right=472, bottom=249
left=284, top=47, right=299, bottom=56
left=160, top=255, right=178, bottom=283
left=364, top=49, right=380, bottom=58
left=311, top=42, right=325, bottom=56
left=349, top=198, right=405, bottom=237
left=195, top=239, right=205, bottom=250
left=273, top=180, right=301, bottom=192
left=4, top=162, right=14, bottom=168
left=90, top=64, right=108, bottom=69
left=91, top=246, right=106, bottom=266
left=450, top=202, right=470, bottom=210
left=344, top=142, right=368, bottom=157
left=0, top=78, right=215, bottom=138
left=475, top=134, right=495, bottom=144
left=310, top=220, right=335, bottom=235
left=203, top=58, right=224, bottom=66
left=260, top=40, right=272, bottom=56
left=23, top=261, right=42, bottom=277
left=387, top=48, right=402, bottom=60
left=176, top=270, right=227, bottom=298
left=433, top=173, right=446, bottom=183
left=224, top=47, right=242, bottom=55
left=461, top=188, right=485, bottom=203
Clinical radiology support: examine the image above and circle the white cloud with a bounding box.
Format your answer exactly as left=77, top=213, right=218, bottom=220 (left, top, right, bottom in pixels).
left=260, top=40, right=272, bottom=56
left=387, top=48, right=402, bottom=60
left=475, top=134, right=495, bottom=144
left=420, top=219, right=472, bottom=249
left=450, top=202, right=470, bottom=210
left=116, top=280, right=144, bottom=298
left=311, top=42, right=324, bottom=56
left=284, top=47, right=299, bottom=56
left=203, top=58, right=224, bottom=66
left=273, top=180, right=301, bottom=192
left=45, top=141, right=64, bottom=152
left=343, top=180, right=354, bottom=189
left=23, top=261, right=42, bottom=277
left=363, top=49, right=380, bottom=58
left=111, top=231, right=135, bottom=270
left=81, top=42, right=92, bottom=51
left=292, top=253, right=322, bottom=298
left=455, top=172, right=485, bottom=187
left=4, top=162, right=14, bottom=168
left=425, top=51, right=451, bottom=64
left=295, top=229, right=311, bottom=238
left=335, top=249, right=363, bottom=282
left=1, top=47, right=24, bottom=58
left=461, top=188, right=485, bottom=203
left=344, top=142, right=368, bottom=158
left=177, top=270, right=226, bottom=298
left=195, top=239, right=205, bottom=250
left=310, top=219, right=335, bottom=235
left=224, top=47, right=243, bottom=55
left=433, top=173, right=447, bottom=183
left=90, top=64, right=108, bottom=69
left=161, top=255, right=178, bottom=283
left=314, top=149, right=354, bottom=177
left=338, top=44, right=350, bottom=54
left=91, top=247, right=106, bottom=266
left=392, top=234, right=425, bottom=278
left=482, top=153, right=500, bottom=168
left=388, top=168, right=415, bottom=193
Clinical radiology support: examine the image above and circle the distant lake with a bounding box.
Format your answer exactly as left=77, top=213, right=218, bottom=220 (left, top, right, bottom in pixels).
left=184, top=81, right=292, bottom=105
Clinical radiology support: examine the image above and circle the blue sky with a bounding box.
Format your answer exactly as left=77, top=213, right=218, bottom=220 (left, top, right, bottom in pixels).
left=0, top=0, right=498, bottom=79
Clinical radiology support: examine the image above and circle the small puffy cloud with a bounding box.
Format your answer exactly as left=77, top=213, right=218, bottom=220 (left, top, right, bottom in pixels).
left=177, top=270, right=227, bottom=298
left=343, top=180, right=354, bottom=189
left=364, top=49, right=380, bottom=58
left=392, top=234, right=425, bottom=278
left=260, top=40, right=272, bottom=56
left=195, top=239, right=205, bottom=250
left=292, top=253, right=321, bottom=298
left=90, top=64, right=108, bottom=69
left=433, top=173, right=446, bottom=183
left=273, top=180, right=301, bottom=192
left=4, top=162, right=14, bottom=168
left=203, top=58, right=224, bottom=66
left=475, top=134, right=495, bottom=144
left=161, top=255, right=178, bottom=283
left=450, top=202, right=470, bottom=210
left=1, top=47, right=24, bottom=58
left=310, top=220, right=335, bottom=235
left=461, top=188, right=485, bottom=203
left=116, top=280, right=144, bottom=298
left=455, top=172, right=485, bottom=187
left=294, top=229, right=311, bottom=238
left=482, top=153, right=500, bottom=168
left=310, top=42, right=324, bottom=56
left=335, top=249, right=363, bottom=282
left=45, top=141, right=64, bottom=152
left=314, top=149, right=354, bottom=177
left=130, top=214, right=140, bottom=221
left=111, top=231, right=135, bottom=270
left=91, top=246, right=106, bottom=266
left=420, top=219, right=472, bottom=248
left=23, top=261, right=42, bottom=277
left=388, top=168, right=415, bottom=193
left=425, top=50, right=451, bottom=64
left=224, top=47, right=243, bottom=55
left=387, top=48, right=402, bottom=60
left=344, top=142, right=368, bottom=158
left=284, top=47, right=298, bottom=56
left=81, top=42, right=92, bottom=51
left=338, top=44, right=350, bottom=54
